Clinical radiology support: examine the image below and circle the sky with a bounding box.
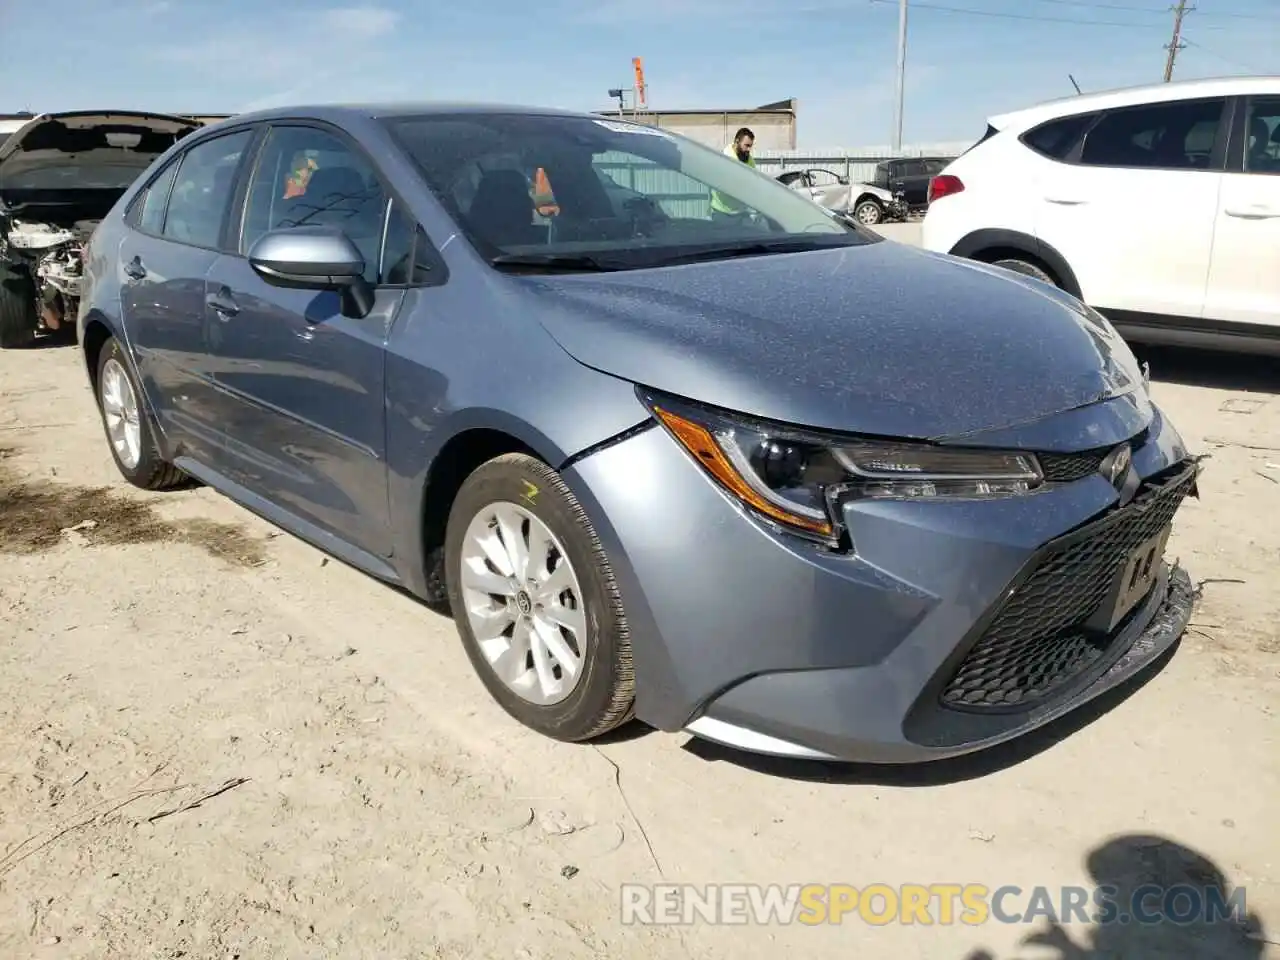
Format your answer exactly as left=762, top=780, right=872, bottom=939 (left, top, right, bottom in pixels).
left=0, top=0, right=1275, bottom=149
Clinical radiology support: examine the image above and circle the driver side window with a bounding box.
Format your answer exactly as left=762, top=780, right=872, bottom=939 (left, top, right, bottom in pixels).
left=240, top=125, right=388, bottom=284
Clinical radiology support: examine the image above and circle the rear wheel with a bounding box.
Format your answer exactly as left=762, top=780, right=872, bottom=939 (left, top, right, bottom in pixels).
left=445, top=453, right=635, bottom=742
left=0, top=261, right=36, bottom=349
left=853, top=198, right=884, bottom=226
left=990, top=257, right=1058, bottom=287
left=95, top=335, right=186, bottom=490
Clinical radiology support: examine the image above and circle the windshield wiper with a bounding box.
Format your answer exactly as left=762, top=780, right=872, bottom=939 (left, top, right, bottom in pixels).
left=645, top=238, right=857, bottom=267
left=489, top=253, right=624, bottom=273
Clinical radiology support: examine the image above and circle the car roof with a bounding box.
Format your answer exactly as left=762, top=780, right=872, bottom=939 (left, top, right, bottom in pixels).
left=200, top=102, right=599, bottom=130
left=988, top=75, right=1280, bottom=132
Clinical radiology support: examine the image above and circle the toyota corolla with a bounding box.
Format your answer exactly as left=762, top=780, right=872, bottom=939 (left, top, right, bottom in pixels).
left=76, top=104, right=1200, bottom=762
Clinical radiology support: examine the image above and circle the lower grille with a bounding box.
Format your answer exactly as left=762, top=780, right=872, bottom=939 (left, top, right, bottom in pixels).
left=940, top=463, right=1196, bottom=711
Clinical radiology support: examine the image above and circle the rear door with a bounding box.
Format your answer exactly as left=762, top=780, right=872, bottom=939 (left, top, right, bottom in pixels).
left=1202, top=95, right=1280, bottom=329
left=198, top=121, right=408, bottom=556
left=1032, top=96, right=1228, bottom=318
left=118, top=127, right=257, bottom=453
left=896, top=160, right=932, bottom=206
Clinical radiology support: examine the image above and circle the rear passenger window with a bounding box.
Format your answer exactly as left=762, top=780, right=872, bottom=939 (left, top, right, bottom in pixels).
left=136, top=161, right=179, bottom=234
left=1021, top=113, right=1097, bottom=161
left=240, top=125, right=388, bottom=285
left=163, top=130, right=252, bottom=248
left=1078, top=98, right=1225, bottom=170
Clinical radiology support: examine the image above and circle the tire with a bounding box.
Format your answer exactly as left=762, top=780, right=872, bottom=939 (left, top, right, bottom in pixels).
left=853, top=199, right=883, bottom=226
left=445, top=453, right=635, bottom=742
left=0, top=260, right=37, bottom=349
left=991, top=257, right=1058, bottom=288
left=95, top=335, right=186, bottom=491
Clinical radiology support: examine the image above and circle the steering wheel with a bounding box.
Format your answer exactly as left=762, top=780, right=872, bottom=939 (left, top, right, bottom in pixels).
left=623, top=195, right=666, bottom=238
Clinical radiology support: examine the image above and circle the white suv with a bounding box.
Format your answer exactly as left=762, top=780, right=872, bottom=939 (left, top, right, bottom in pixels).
left=922, top=76, right=1280, bottom=354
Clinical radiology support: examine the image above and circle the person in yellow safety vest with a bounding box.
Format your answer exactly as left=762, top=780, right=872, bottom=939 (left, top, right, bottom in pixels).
left=710, top=127, right=756, bottom=221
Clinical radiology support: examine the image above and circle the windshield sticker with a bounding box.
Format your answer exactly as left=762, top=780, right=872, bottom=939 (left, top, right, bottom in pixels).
left=592, top=119, right=673, bottom=139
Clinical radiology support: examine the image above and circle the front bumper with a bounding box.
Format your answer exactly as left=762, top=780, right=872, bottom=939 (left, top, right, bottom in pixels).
left=563, top=400, right=1198, bottom=764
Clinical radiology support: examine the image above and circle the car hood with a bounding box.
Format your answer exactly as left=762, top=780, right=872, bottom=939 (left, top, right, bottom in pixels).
left=518, top=241, right=1148, bottom=441
left=0, top=110, right=199, bottom=225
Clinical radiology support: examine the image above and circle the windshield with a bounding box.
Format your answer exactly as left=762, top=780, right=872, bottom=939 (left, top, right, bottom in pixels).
left=384, top=112, right=877, bottom=270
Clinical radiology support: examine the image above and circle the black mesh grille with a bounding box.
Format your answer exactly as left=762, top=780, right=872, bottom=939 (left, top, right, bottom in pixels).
left=1039, top=449, right=1109, bottom=483
left=1037, top=431, right=1149, bottom=484
left=940, top=464, right=1195, bottom=711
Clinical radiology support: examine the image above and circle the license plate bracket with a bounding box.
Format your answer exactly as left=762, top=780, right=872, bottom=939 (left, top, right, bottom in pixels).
left=1089, top=524, right=1172, bottom=634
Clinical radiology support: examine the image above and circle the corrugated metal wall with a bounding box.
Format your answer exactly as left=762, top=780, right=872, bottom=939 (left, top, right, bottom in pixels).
left=594, top=141, right=972, bottom=218
left=596, top=152, right=712, bottom=219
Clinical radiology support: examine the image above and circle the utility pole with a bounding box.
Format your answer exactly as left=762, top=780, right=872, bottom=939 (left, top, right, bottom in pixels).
left=891, top=0, right=908, bottom=152
left=1163, top=0, right=1192, bottom=82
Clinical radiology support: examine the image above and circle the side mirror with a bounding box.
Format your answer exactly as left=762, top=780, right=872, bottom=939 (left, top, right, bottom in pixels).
left=248, top=226, right=374, bottom=317
left=837, top=175, right=849, bottom=185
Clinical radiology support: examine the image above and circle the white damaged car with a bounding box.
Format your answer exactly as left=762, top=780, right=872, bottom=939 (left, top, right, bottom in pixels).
left=0, top=111, right=200, bottom=347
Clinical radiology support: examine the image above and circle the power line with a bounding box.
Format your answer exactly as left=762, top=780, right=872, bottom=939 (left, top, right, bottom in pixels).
left=866, top=0, right=1167, bottom=28
left=1029, top=0, right=1279, bottom=20
left=1182, top=36, right=1267, bottom=73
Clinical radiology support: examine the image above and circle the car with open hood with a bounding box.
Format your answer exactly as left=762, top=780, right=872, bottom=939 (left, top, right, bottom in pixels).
left=0, top=110, right=200, bottom=347
left=75, top=103, right=1202, bottom=764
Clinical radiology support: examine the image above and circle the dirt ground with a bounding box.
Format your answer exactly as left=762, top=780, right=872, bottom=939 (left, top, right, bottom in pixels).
left=0, top=329, right=1277, bottom=959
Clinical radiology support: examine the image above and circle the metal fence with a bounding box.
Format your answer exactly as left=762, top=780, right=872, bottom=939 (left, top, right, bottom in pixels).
left=752, top=142, right=973, bottom=184
left=594, top=141, right=971, bottom=219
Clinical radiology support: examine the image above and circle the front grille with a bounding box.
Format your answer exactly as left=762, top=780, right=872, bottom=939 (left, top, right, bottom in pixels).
left=940, top=463, right=1196, bottom=711
left=1039, top=449, right=1108, bottom=483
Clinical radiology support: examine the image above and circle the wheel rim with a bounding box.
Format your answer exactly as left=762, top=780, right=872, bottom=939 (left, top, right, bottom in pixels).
left=100, top=358, right=142, bottom=470
left=459, top=501, right=587, bottom=706
left=856, top=204, right=880, bottom=224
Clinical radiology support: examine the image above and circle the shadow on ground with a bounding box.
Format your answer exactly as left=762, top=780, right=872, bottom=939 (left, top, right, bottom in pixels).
left=962, top=833, right=1269, bottom=959
left=1137, top=345, right=1280, bottom=395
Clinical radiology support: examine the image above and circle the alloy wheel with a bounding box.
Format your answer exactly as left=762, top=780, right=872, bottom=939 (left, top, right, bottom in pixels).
left=459, top=501, right=587, bottom=706
left=100, top=357, right=142, bottom=470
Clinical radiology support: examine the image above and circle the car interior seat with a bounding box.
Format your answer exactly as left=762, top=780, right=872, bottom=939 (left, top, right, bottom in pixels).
left=1248, top=116, right=1275, bottom=172
left=466, top=170, right=544, bottom=248
left=276, top=165, right=383, bottom=270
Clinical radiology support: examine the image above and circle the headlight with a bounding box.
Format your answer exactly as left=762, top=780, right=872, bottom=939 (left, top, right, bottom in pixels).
left=642, top=391, right=1043, bottom=545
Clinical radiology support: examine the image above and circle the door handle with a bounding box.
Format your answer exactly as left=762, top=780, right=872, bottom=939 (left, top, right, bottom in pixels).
left=1225, top=206, right=1279, bottom=219
left=205, top=288, right=240, bottom=318
left=1044, top=196, right=1088, bottom=206
left=124, top=256, right=147, bottom=280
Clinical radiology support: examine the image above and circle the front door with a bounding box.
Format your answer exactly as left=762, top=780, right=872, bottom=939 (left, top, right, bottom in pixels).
left=1033, top=96, right=1228, bottom=319
left=118, top=127, right=257, bottom=461
left=1202, top=95, right=1280, bottom=329
left=199, top=123, right=404, bottom=557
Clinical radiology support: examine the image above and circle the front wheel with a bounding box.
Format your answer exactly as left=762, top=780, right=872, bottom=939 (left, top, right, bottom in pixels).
left=853, top=199, right=884, bottom=226
left=0, top=261, right=36, bottom=349
left=445, top=453, right=635, bottom=742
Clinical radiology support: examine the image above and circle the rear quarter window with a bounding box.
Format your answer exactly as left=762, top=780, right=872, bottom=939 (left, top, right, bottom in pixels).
left=1020, top=113, right=1099, bottom=161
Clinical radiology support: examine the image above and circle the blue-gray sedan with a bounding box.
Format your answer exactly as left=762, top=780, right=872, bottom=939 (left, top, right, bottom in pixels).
left=75, top=104, right=1200, bottom=763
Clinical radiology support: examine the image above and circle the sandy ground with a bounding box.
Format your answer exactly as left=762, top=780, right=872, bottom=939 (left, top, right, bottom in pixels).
left=1, top=285, right=1277, bottom=959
